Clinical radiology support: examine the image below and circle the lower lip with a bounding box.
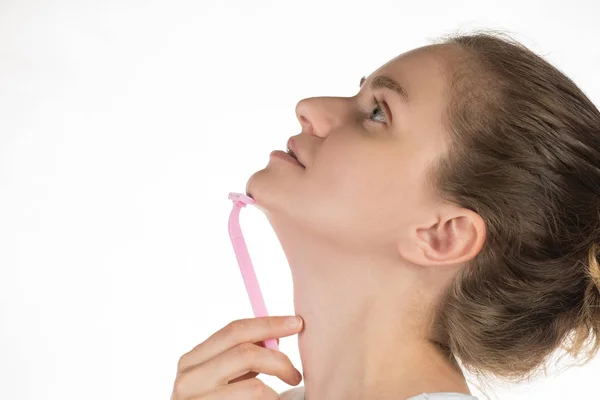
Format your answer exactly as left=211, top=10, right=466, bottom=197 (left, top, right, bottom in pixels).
left=269, top=150, right=304, bottom=168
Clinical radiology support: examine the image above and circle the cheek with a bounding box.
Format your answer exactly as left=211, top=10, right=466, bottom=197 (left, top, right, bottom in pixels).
left=303, top=149, right=420, bottom=243
left=312, top=139, right=420, bottom=201
left=312, top=149, right=382, bottom=197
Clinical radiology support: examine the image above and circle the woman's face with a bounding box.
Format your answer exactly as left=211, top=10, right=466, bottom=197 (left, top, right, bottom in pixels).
left=246, top=45, right=452, bottom=254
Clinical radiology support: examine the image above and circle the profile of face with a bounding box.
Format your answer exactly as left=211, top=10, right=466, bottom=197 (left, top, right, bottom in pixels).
left=246, top=45, right=485, bottom=271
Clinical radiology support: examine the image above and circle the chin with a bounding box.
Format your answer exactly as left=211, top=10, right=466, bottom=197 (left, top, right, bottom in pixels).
left=249, top=174, right=314, bottom=232
left=245, top=167, right=292, bottom=215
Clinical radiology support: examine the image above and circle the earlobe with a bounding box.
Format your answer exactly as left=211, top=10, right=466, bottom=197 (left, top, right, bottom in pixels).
left=398, top=208, right=486, bottom=267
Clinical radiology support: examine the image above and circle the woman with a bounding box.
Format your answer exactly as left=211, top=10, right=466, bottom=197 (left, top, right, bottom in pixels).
left=170, top=32, right=600, bottom=400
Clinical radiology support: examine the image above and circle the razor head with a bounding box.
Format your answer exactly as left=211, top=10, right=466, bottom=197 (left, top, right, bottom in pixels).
left=228, top=192, right=256, bottom=206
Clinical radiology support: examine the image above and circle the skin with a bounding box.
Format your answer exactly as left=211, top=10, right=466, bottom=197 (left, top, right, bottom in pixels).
left=245, top=44, right=487, bottom=400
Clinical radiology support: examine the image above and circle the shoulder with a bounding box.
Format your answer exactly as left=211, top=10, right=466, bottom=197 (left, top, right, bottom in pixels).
left=279, top=386, right=305, bottom=400
left=280, top=387, right=477, bottom=400
left=408, top=394, right=479, bottom=400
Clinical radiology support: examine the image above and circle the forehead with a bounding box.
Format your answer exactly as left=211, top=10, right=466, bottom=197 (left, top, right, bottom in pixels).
left=369, top=45, right=453, bottom=160
left=370, top=45, right=450, bottom=106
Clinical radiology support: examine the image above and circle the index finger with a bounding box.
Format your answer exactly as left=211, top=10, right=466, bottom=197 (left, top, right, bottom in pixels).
left=178, top=316, right=302, bottom=372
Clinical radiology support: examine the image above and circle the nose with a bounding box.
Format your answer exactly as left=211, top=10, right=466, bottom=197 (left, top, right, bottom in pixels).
left=295, top=96, right=347, bottom=138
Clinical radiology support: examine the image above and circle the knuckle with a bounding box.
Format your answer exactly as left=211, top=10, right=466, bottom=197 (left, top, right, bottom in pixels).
left=236, top=342, right=257, bottom=358
left=176, top=353, right=189, bottom=372
left=269, top=348, right=286, bottom=365
left=246, top=378, right=267, bottom=397
left=172, top=373, right=188, bottom=398
left=226, top=319, right=249, bottom=336
left=267, top=316, right=277, bottom=331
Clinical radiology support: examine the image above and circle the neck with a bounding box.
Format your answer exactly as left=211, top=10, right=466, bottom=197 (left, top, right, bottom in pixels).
left=273, top=223, right=471, bottom=400
left=296, top=308, right=470, bottom=400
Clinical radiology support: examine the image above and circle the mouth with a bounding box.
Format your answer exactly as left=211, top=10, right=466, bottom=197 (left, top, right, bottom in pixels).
left=286, top=137, right=306, bottom=168
left=286, top=148, right=304, bottom=167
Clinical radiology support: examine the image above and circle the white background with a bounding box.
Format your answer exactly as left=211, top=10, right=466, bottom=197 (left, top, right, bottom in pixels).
left=1, top=1, right=600, bottom=399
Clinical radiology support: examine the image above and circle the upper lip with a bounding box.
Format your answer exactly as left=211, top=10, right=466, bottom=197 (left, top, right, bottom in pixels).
left=286, top=137, right=306, bottom=167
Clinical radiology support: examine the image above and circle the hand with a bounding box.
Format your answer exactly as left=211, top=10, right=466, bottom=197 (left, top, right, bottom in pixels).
left=171, top=315, right=304, bottom=400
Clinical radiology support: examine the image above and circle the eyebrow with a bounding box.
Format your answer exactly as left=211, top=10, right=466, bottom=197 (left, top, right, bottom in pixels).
left=360, top=75, right=409, bottom=104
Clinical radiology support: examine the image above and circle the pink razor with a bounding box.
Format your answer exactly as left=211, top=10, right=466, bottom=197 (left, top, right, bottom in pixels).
left=228, top=192, right=279, bottom=351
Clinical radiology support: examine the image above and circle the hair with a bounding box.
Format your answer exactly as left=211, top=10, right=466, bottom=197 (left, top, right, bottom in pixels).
left=426, top=31, right=600, bottom=384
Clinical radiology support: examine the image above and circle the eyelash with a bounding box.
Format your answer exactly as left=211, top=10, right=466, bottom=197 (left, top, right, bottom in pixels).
left=366, top=95, right=388, bottom=125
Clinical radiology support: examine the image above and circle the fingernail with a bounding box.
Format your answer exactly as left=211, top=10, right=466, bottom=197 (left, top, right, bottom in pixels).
left=286, top=316, right=302, bottom=328
left=295, top=368, right=303, bottom=380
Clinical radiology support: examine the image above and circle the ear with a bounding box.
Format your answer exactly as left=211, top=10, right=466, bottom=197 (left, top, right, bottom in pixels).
left=397, top=207, right=486, bottom=267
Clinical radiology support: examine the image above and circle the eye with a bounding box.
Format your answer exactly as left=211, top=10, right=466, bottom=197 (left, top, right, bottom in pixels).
left=366, top=96, right=388, bottom=124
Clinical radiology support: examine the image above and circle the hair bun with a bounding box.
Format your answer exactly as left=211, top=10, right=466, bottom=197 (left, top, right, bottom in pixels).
left=587, top=243, right=600, bottom=290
